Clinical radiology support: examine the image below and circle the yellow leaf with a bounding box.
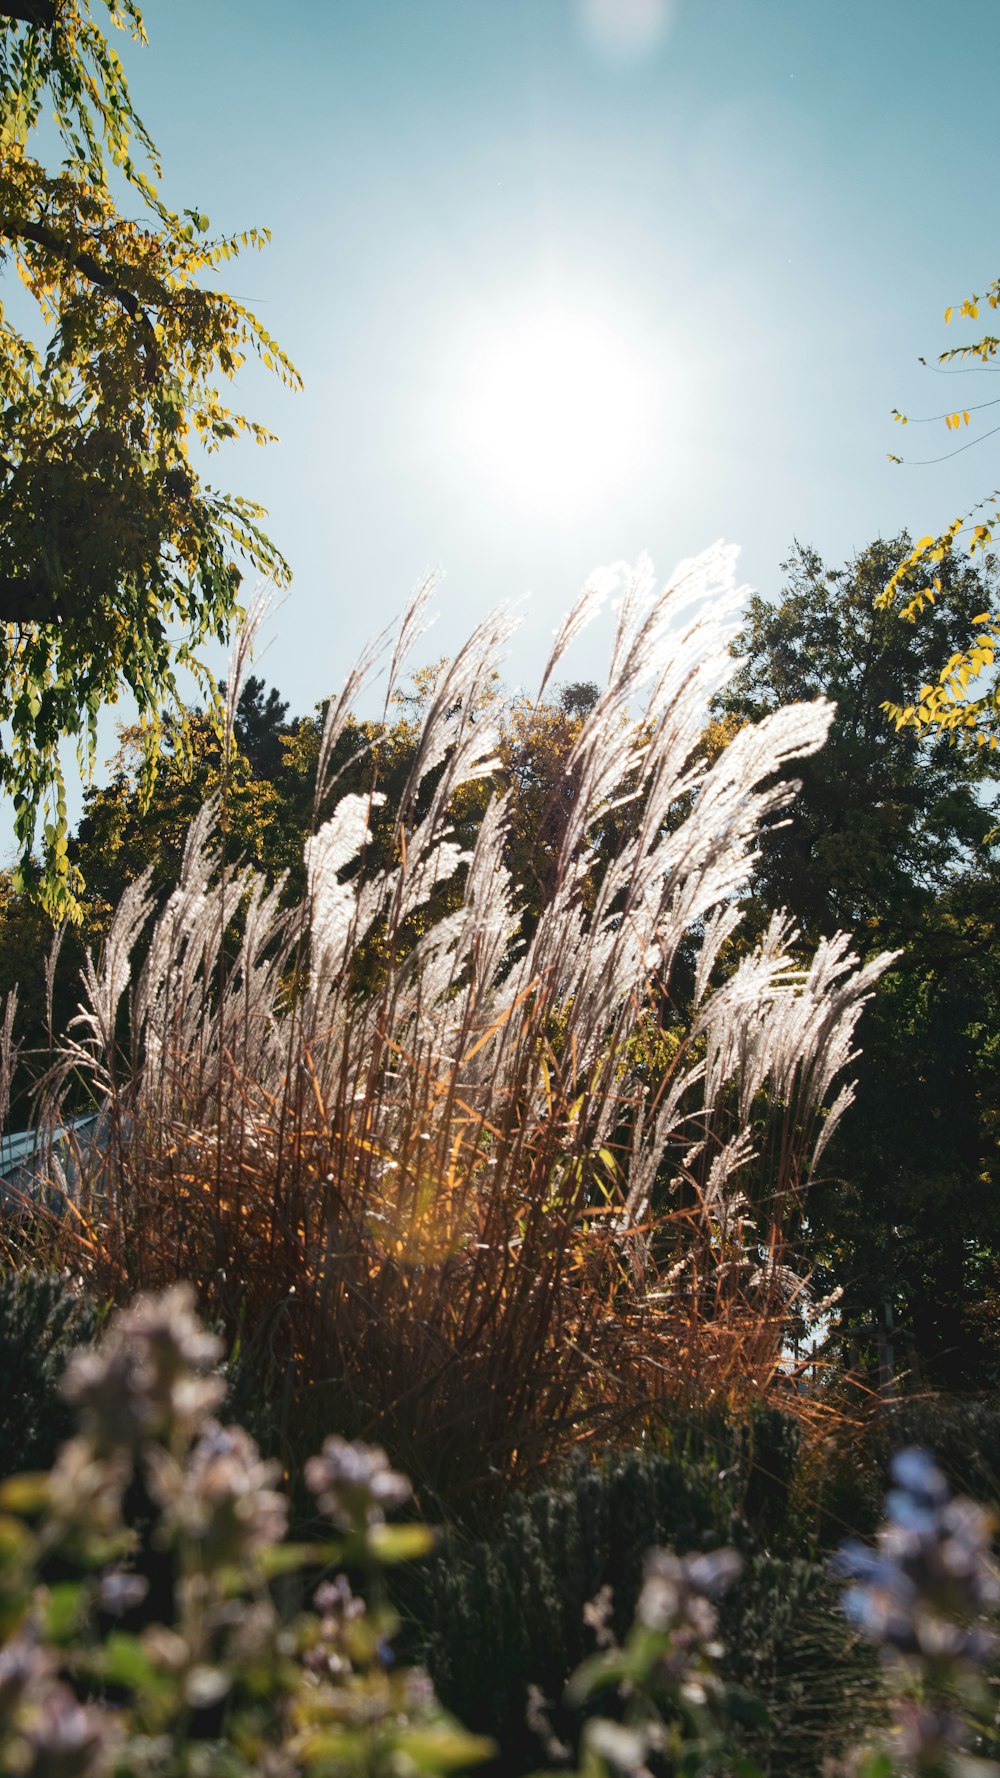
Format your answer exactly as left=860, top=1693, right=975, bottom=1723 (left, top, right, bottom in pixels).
left=944, top=307, right=954, bottom=324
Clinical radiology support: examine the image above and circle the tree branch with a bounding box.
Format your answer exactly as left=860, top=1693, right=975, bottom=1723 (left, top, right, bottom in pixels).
left=0, top=212, right=162, bottom=379
left=1, top=213, right=141, bottom=319
left=0, top=573, right=64, bottom=625
left=0, top=2, right=57, bottom=25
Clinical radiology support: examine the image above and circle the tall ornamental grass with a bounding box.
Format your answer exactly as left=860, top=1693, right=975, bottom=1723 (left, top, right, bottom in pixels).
left=28, top=545, right=893, bottom=1499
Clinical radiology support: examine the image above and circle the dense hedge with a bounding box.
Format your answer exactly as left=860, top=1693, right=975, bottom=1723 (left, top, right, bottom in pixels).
left=0, top=1268, right=101, bottom=1478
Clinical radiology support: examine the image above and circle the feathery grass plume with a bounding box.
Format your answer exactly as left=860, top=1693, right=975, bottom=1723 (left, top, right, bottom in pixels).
left=37, top=546, right=894, bottom=1500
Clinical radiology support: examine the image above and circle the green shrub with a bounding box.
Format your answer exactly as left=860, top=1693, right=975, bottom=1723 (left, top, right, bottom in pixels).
left=401, top=1413, right=887, bottom=1777
left=792, top=1396, right=1000, bottom=1556
left=877, top=1396, right=1000, bottom=1506
left=723, top=1554, right=886, bottom=1776
left=399, top=1443, right=734, bottom=1767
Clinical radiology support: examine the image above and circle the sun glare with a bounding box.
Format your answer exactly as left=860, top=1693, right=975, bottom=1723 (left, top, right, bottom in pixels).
left=463, top=307, right=650, bottom=516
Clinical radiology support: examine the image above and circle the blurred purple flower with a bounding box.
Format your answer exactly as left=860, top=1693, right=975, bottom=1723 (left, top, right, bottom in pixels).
left=63, top=1285, right=224, bottom=1451
left=20, top=1682, right=111, bottom=1778
left=97, top=1569, right=149, bottom=1617
left=305, top=1436, right=411, bottom=1532
left=153, top=1420, right=287, bottom=1562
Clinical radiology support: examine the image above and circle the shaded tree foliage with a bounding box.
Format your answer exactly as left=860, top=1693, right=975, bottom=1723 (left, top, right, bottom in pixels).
left=810, top=868, right=1000, bottom=1388
left=233, top=675, right=292, bottom=782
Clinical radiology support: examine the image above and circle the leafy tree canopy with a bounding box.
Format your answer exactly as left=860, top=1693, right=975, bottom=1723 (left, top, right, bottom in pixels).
left=715, top=536, right=999, bottom=947
left=0, top=0, right=300, bottom=916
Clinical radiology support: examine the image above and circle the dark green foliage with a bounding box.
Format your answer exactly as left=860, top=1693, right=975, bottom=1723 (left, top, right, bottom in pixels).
left=719, top=1405, right=803, bottom=1549
left=400, top=1415, right=819, bottom=1775
left=809, top=890, right=1000, bottom=1389
left=233, top=674, right=293, bottom=781
left=714, top=536, right=999, bottom=947
left=715, top=536, right=1000, bottom=1389
left=0, top=1268, right=101, bottom=1477
left=777, top=1397, right=1000, bottom=1558
left=402, top=1444, right=736, bottom=1774
left=875, top=1396, right=1000, bottom=1509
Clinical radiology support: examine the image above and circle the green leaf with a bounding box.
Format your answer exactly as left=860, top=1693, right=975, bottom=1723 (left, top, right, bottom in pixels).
left=0, top=1513, right=33, bottom=1561
left=101, top=1630, right=171, bottom=1693
left=44, top=1580, right=87, bottom=1642
left=728, top=1754, right=769, bottom=1778
left=257, top=1540, right=343, bottom=1577
left=393, top=1726, right=496, bottom=1771
left=856, top=1753, right=893, bottom=1778
left=365, top=1522, right=436, bottom=1564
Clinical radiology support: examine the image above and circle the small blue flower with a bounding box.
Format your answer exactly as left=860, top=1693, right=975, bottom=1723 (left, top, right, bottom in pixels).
left=890, top=1448, right=949, bottom=1508
left=885, top=1488, right=941, bottom=1535
left=834, top=1447, right=999, bottom=1667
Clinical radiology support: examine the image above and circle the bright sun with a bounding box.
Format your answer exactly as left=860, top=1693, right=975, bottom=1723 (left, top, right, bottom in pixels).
left=463, top=307, right=650, bottom=516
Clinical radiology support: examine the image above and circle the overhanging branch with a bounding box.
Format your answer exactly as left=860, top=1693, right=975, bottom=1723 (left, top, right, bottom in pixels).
left=0, top=572, right=64, bottom=625
left=0, top=212, right=162, bottom=378
left=1, top=213, right=141, bottom=319
left=0, top=2, right=57, bottom=25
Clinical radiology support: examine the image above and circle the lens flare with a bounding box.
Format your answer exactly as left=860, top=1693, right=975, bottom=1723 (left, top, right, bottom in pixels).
left=579, top=0, right=674, bottom=61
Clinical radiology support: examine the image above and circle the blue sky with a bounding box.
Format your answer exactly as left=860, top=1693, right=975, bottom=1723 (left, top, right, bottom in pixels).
left=22, top=0, right=1000, bottom=802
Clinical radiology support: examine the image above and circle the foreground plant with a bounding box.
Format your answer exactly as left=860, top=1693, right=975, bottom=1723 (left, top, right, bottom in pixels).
left=834, top=1447, right=1000, bottom=1777
left=542, top=1545, right=751, bottom=1778
left=33, top=545, right=895, bottom=1496
left=0, top=1283, right=490, bottom=1777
